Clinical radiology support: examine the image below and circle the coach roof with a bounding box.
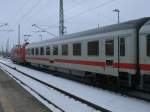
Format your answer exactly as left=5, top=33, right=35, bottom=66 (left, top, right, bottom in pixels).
left=29, top=17, right=150, bottom=46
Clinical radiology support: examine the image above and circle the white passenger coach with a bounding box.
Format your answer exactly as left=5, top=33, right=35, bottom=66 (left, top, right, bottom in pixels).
left=25, top=17, right=150, bottom=91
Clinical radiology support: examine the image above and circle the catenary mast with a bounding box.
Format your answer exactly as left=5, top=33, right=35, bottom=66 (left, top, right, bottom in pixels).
left=59, top=0, right=65, bottom=37
left=18, top=25, right=21, bottom=46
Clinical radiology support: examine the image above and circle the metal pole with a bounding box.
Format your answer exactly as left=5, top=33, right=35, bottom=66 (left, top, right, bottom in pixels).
left=18, top=25, right=21, bottom=46
left=112, top=9, right=120, bottom=81
left=97, top=13, right=101, bottom=28
left=117, top=11, right=120, bottom=24
left=113, top=9, right=120, bottom=24
left=1, top=46, right=3, bottom=56
left=59, top=0, right=64, bottom=36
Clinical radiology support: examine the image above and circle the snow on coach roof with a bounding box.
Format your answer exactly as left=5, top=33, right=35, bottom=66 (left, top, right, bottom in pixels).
left=29, top=17, right=150, bottom=46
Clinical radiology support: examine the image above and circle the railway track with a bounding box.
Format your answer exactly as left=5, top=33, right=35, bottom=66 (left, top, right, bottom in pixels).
left=51, top=71, right=150, bottom=103
left=20, top=63, right=150, bottom=103
left=22, top=63, right=150, bottom=103
left=0, top=61, right=110, bottom=112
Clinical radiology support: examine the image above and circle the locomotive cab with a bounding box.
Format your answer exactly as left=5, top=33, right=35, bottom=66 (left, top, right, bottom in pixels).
left=10, top=43, right=28, bottom=64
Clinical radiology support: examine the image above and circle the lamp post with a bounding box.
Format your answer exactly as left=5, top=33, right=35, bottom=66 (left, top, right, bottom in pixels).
left=113, top=9, right=120, bottom=76
left=113, top=9, right=120, bottom=24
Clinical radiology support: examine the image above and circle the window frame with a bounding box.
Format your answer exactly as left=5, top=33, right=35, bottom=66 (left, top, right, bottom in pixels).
left=147, top=34, right=150, bottom=57
left=105, top=40, right=114, bottom=56
left=35, top=48, right=39, bottom=55
left=40, top=47, right=44, bottom=55
left=120, top=38, right=125, bottom=56
left=73, top=43, right=81, bottom=56
left=62, top=44, right=68, bottom=56
left=53, top=45, right=58, bottom=55
left=46, top=46, right=50, bottom=55
left=87, top=40, right=99, bottom=56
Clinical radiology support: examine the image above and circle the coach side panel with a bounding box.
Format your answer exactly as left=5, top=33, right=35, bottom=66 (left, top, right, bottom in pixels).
left=25, top=28, right=137, bottom=77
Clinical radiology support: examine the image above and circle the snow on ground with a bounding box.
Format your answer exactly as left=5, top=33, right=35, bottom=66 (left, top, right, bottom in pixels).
left=0, top=58, right=150, bottom=112
left=9, top=74, right=62, bottom=112
left=0, top=63, right=96, bottom=112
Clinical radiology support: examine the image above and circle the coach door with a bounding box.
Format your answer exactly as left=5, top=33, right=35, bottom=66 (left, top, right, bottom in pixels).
left=105, top=39, right=116, bottom=75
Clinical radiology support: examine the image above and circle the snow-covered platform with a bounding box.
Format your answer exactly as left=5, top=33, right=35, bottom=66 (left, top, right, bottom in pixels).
left=0, top=69, right=50, bottom=112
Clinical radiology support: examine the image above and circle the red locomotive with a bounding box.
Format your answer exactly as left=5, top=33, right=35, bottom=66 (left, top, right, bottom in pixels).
left=10, top=43, right=28, bottom=64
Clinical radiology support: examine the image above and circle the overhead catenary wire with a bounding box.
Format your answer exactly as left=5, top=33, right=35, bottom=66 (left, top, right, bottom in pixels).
left=33, top=0, right=116, bottom=28
left=13, top=0, right=116, bottom=26
left=65, top=0, right=116, bottom=21
left=48, top=0, right=116, bottom=29
left=8, top=0, right=31, bottom=24
left=31, top=0, right=117, bottom=37
left=67, top=0, right=86, bottom=12
left=32, top=24, right=57, bottom=38
left=16, top=0, right=42, bottom=24
left=12, top=0, right=117, bottom=40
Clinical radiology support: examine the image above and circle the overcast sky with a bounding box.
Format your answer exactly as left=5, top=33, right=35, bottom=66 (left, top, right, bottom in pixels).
left=0, top=0, right=149, bottom=50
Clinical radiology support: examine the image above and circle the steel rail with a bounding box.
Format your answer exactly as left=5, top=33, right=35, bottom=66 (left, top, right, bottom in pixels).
left=0, top=66, right=65, bottom=112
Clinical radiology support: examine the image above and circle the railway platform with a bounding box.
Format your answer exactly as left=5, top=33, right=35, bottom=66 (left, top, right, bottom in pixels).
left=0, top=69, right=50, bottom=112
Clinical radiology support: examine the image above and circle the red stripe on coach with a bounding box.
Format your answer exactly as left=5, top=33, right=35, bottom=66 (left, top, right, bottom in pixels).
left=113, top=63, right=136, bottom=69
left=55, top=59, right=105, bottom=67
left=140, top=64, right=150, bottom=71
left=26, top=57, right=150, bottom=71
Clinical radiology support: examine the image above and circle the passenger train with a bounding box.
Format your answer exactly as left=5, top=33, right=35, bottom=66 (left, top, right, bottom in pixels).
left=11, top=17, right=150, bottom=91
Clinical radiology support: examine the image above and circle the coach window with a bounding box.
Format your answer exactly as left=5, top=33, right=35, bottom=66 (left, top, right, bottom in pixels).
left=105, top=40, right=114, bottom=56
left=62, top=44, right=68, bottom=56
left=35, top=48, right=39, bottom=55
left=46, top=46, right=50, bottom=55
left=147, top=34, right=150, bottom=57
left=120, top=38, right=125, bottom=56
left=88, top=41, right=99, bottom=56
left=53, top=46, right=58, bottom=55
left=40, top=47, right=44, bottom=55
left=73, top=43, right=81, bottom=56
left=31, top=48, right=34, bottom=55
